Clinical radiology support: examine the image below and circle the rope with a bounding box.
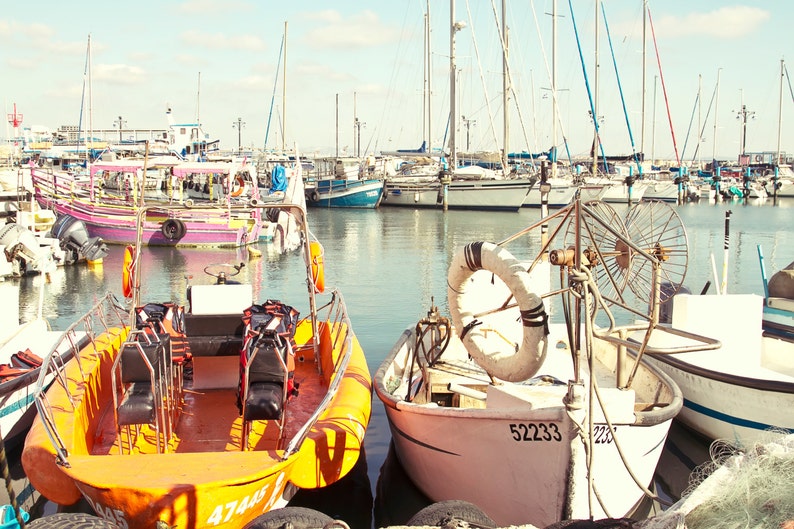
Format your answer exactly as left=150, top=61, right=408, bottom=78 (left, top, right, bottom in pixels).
left=0, top=426, right=26, bottom=529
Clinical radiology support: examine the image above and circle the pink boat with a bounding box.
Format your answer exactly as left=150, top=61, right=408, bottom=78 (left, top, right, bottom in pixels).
left=32, top=160, right=265, bottom=247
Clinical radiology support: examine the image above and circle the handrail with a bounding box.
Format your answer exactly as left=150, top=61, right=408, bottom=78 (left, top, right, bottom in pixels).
left=33, top=292, right=128, bottom=466
left=282, top=288, right=355, bottom=460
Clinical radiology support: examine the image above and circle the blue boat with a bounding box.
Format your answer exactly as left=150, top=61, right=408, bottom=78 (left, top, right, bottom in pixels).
left=305, top=177, right=384, bottom=208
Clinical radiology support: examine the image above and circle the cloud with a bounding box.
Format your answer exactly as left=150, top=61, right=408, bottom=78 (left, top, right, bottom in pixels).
left=180, top=29, right=266, bottom=51
left=92, top=64, right=147, bottom=85
left=652, top=6, right=769, bottom=38
left=303, top=10, right=400, bottom=49
left=175, top=0, right=253, bottom=16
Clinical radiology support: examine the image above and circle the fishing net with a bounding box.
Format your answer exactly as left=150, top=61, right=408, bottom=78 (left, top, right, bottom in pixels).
left=640, top=432, right=794, bottom=529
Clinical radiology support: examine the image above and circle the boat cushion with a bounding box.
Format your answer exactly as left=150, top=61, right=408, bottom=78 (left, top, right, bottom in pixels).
left=120, top=341, right=162, bottom=384
left=117, top=382, right=156, bottom=425
left=243, top=382, right=283, bottom=421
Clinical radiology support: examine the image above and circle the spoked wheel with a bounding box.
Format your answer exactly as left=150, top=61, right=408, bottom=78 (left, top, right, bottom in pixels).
left=558, top=200, right=633, bottom=305
left=624, top=200, right=689, bottom=305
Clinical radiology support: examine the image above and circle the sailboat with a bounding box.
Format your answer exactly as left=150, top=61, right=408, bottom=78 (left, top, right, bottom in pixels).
left=381, top=2, right=534, bottom=212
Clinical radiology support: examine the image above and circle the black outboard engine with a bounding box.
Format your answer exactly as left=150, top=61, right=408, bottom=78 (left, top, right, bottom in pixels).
left=49, top=214, right=109, bottom=262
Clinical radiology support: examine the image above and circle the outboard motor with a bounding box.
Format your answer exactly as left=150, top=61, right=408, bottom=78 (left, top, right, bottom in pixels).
left=49, top=214, right=109, bottom=262
left=0, top=223, right=54, bottom=275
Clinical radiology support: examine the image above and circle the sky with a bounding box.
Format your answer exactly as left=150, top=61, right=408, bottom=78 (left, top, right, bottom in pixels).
left=1, top=1, right=792, bottom=164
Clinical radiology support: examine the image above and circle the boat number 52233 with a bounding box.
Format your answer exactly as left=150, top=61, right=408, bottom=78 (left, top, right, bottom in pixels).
left=509, top=422, right=562, bottom=442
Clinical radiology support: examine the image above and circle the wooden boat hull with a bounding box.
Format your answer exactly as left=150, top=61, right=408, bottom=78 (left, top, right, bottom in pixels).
left=23, top=319, right=371, bottom=529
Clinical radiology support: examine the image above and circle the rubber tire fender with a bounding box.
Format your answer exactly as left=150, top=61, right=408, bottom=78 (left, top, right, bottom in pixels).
left=243, top=507, right=333, bottom=529
left=161, top=218, right=186, bottom=241
left=407, top=500, right=496, bottom=527
left=27, top=513, right=122, bottom=529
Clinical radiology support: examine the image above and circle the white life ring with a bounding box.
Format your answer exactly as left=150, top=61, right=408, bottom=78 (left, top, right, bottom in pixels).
left=447, top=241, right=548, bottom=382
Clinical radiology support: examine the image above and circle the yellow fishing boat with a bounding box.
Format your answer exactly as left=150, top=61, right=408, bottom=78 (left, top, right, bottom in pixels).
left=22, top=201, right=372, bottom=529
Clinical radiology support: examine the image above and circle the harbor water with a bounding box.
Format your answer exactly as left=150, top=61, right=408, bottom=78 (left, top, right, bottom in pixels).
left=13, top=197, right=794, bottom=528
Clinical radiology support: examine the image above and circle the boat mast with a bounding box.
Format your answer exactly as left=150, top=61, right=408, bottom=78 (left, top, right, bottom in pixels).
left=502, top=0, right=510, bottom=172
left=282, top=21, right=288, bottom=153
left=424, top=1, right=432, bottom=154
left=591, top=1, right=600, bottom=178
left=641, top=0, right=647, bottom=160
left=196, top=72, right=201, bottom=123
left=777, top=58, right=784, bottom=168
left=552, top=0, right=557, bottom=179
left=712, top=68, right=721, bottom=162
left=449, top=0, right=459, bottom=172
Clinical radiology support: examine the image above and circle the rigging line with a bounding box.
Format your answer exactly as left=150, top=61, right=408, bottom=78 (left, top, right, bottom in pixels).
left=375, top=2, right=418, bottom=148
left=785, top=64, right=794, bottom=105
left=529, top=0, right=574, bottom=166
left=464, top=0, right=501, bottom=154
left=567, top=0, right=608, bottom=171
left=647, top=6, right=681, bottom=166
left=264, top=33, right=284, bottom=151
left=77, top=36, right=89, bottom=154
left=600, top=2, right=641, bottom=168
left=488, top=0, right=539, bottom=168
left=691, top=80, right=719, bottom=165
left=679, top=92, right=699, bottom=163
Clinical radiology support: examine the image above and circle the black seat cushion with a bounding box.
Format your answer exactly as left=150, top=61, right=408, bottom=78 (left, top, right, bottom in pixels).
left=244, top=382, right=283, bottom=421
left=121, top=342, right=162, bottom=384
left=117, top=382, right=156, bottom=425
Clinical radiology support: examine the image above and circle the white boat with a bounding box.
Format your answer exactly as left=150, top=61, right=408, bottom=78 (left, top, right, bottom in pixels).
left=642, top=292, right=794, bottom=448
left=381, top=176, right=532, bottom=212
left=374, top=199, right=719, bottom=527
left=764, top=260, right=794, bottom=340
left=522, top=178, right=577, bottom=208
left=641, top=180, right=680, bottom=202
left=0, top=282, right=90, bottom=448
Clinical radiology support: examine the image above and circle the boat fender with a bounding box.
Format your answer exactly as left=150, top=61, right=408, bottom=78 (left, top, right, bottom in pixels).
left=231, top=174, right=245, bottom=197
left=161, top=219, right=186, bottom=241
left=307, top=241, right=325, bottom=293
left=310, top=190, right=320, bottom=203
left=121, top=245, right=136, bottom=298
left=185, top=198, right=194, bottom=208
left=447, top=241, right=548, bottom=382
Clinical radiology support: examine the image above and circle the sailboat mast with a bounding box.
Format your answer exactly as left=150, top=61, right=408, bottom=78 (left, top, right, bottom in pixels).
left=552, top=0, right=558, bottom=179
left=592, top=0, right=600, bottom=177
left=641, top=0, right=647, bottom=158
left=282, top=21, right=288, bottom=152
left=713, top=68, right=721, bottom=161
left=88, top=34, right=93, bottom=164
left=502, top=0, right=510, bottom=170
left=450, top=0, right=458, bottom=171
left=424, top=1, right=432, bottom=153
left=777, top=58, right=784, bottom=167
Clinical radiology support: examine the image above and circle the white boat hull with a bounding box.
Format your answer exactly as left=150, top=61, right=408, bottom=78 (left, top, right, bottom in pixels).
left=644, top=293, right=794, bottom=447
left=376, top=319, right=680, bottom=527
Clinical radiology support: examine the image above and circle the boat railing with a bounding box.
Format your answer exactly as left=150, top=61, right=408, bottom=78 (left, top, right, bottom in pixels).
left=33, top=292, right=128, bottom=466
left=282, top=288, right=354, bottom=461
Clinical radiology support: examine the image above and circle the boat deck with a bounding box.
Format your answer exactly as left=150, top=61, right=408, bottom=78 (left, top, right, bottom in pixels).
left=90, top=341, right=326, bottom=456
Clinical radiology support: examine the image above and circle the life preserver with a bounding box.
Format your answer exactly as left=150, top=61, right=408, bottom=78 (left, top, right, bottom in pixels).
left=755, top=155, right=763, bottom=162
left=161, top=219, right=186, bottom=241
left=231, top=174, right=245, bottom=197
left=447, top=241, right=548, bottom=382
left=309, top=241, right=325, bottom=293
left=121, top=244, right=136, bottom=299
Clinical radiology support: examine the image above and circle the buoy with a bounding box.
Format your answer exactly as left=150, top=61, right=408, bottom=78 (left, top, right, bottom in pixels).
left=121, top=245, right=135, bottom=299
left=309, top=241, right=325, bottom=293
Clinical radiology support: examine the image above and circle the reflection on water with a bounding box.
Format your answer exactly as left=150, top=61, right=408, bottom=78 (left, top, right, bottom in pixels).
left=13, top=198, right=794, bottom=526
